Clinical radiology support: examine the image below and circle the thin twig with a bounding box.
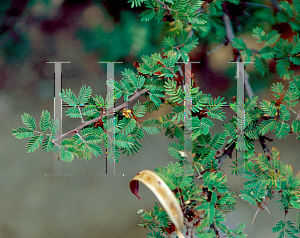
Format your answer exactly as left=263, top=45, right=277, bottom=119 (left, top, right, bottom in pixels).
left=245, top=2, right=272, bottom=8
left=243, top=64, right=254, bottom=99
left=77, top=106, right=85, bottom=123
left=219, top=14, right=258, bottom=169
left=217, top=142, right=236, bottom=170
left=271, top=0, right=281, bottom=10
left=76, top=132, right=86, bottom=144
left=258, top=136, right=273, bottom=158
left=188, top=29, right=194, bottom=39
left=243, top=11, right=252, bottom=17
left=297, top=110, right=300, bottom=120
left=223, top=14, right=235, bottom=43
left=210, top=222, right=220, bottom=237
left=178, top=64, right=184, bottom=77
left=251, top=208, right=260, bottom=225
left=223, top=13, right=254, bottom=99
left=250, top=48, right=260, bottom=54
left=154, top=0, right=176, bottom=12
left=252, top=196, right=271, bottom=225
left=53, top=88, right=149, bottom=143
left=207, top=42, right=225, bottom=55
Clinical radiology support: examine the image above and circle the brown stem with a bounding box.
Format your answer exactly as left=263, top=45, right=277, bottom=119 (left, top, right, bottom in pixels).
left=296, top=110, right=300, bottom=120
left=244, top=2, right=272, bottom=8
left=53, top=88, right=149, bottom=143
left=271, top=0, right=281, bottom=10
left=244, top=68, right=254, bottom=99
left=223, top=13, right=254, bottom=99
left=154, top=0, right=176, bottom=12
left=210, top=222, right=220, bottom=237
left=207, top=42, right=225, bottom=55
left=223, top=14, right=234, bottom=43
left=258, top=136, right=273, bottom=159
left=217, top=142, right=236, bottom=170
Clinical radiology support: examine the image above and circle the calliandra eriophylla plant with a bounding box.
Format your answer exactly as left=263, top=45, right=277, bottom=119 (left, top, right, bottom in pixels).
left=12, top=0, right=300, bottom=237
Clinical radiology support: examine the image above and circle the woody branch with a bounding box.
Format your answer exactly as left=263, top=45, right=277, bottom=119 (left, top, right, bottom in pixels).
left=223, top=14, right=273, bottom=163
left=53, top=88, right=149, bottom=143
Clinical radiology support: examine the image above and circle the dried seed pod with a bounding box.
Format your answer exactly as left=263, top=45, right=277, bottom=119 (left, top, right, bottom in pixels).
left=130, top=170, right=184, bottom=237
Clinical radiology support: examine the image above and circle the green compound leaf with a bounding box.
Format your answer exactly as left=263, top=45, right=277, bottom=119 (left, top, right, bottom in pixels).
left=260, top=46, right=275, bottom=60
left=114, top=133, right=134, bottom=150
left=207, top=108, right=226, bottom=121
left=85, top=134, right=103, bottom=144
left=133, top=101, right=147, bottom=118
left=65, top=107, right=81, bottom=118
left=292, top=119, right=300, bottom=133
left=164, top=79, right=184, bottom=104
left=200, top=117, right=214, bottom=134
left=232, top=37, right=246, bottom=50
left=149, top=92, right=162, bottom=106
left=279, top=105, right=291, bottom=121
left=239, top=191, right=256, bottom=205
left=78, top=85, right=92, bottom=105
left=49, top=118, right=60, bottom=135
left=12, top=127, right=34, bottom=139
left=265, top=30, right=281, bottom=46
left=277, top=230, right=285, bottom=238
left=272, top=220, right=286, bottom=233
left=82, top=144, right=92, bottom=161
left=167, top=142, right=184, bottom=160
left=106, top=143, right=120, bottom=163
left=116, top=117, right=136, bottom=135
left=128, top=0, right=145, bottom=8
left=260, top=99, right=277, bottom=117
left=92, top=94, right=105, bottom=106
left=254, top=56, right=270, bottom=76
left=142, top=118, right=161, bottom=135
left=223, top=123, right=237, bottom=138
left=290, top=33, right=300, bottom=55
left=61, top=149, right=75, bottom=163
left=297, top=212, right=300, bottom=230
left=82, top=106, right=98, bottom=117
left=290, top=56, right=300, bottom=66
left=274, top=38, right=291, bottom=58
left=21, top=113, right=36, bottom=130
left=81, top=127, right=94, bottom=137
left=271, top=82, right=285, bottom=95
left=163, top=36, right=176, bottom=51
left=274, top=122, right=290, bottom=139
left=39, top=110, right=51, bottom=132
left=210, top=132, right=225, bottom=150
left=285, top=89, right=299, bottom=107
left=257, top=119, right=277, bottom=135
left=88, top=144, right=103, bottom=157
left=276, top=59, right=294, bottom=80
left=26, top=134, right=44, bottom=153
left=42, top=136, right=54, bottom=152
left=61, top=88, right=78, bottom=105
left=253, top=26, right=266, bottom=43
left=140, top=9, right=155, bottom=22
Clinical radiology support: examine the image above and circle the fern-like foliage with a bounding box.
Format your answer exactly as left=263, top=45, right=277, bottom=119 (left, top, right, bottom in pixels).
left=240, top=147, right=300, bottom=227
left=12, top=0, right=300, bottom=236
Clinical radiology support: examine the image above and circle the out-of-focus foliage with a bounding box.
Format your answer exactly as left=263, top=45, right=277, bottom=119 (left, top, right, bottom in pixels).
left=76, top=10, right=162, bottom=62
left=0, top=0, right=163, bottom=64
left=10, top=0, right=300, bottom=237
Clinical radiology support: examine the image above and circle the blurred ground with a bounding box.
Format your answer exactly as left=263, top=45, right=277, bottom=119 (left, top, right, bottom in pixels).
left=1, top=1, right=300, bottom=238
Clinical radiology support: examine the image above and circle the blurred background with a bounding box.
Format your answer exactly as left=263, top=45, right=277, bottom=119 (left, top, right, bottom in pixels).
left=1, top=0, right=300, bottom=237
